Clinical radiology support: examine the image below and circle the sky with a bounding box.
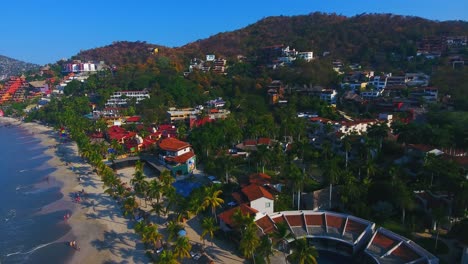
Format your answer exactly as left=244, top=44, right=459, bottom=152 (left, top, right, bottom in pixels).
left=1, top=0, right=467, bottom=65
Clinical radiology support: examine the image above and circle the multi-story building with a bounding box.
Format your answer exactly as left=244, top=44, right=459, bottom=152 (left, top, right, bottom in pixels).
left=297, top=51, right=314, bottom=61
left=105, top=90, right=150, bottom=107
left=158, top=137, right=196, bottom=176
left=320, top=89, right=337, bottom=104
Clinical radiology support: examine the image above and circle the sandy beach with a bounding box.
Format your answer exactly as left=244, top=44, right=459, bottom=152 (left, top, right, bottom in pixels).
left=0, top=117, right=147, bottom=264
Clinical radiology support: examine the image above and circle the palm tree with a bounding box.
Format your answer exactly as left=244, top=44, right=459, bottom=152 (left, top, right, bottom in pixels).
left=157, top=250, right=179, bottom=264
left=160, top=169, right=175, bottom=187
left=342, top=136, right=352, bottom=170
left=255, top=145, right=271, bottom=173
left=272, top=222, right=294, bottom=262
left=148, top=179, right=163, bottom=203
left=287, top=237, right=318, bottom=264
left=172, top=236, right=192, bottom=260
left=232, top=207, right=255, bottom=235
left=219, top=153, right=235, bottom=183
left=392, top=179, right=415, bottom=224
left=201, top=186, right=224, bottom=222
left=239, top=221, right=260, bottom=262
left=256, top=234, right=275, bottom=264
left=431, top=206, right=448, bottom=250
left=365, top=158, right=377, bottom=179
left=122, top=196, right=139, bottom=217
left=367, top=123, right=389, bottom=152
left=131, top=160, right=149, bottom=207
left=167, top=220, right=183, bottom=242
left=201, top=217, right=219, bottom=246
left=151, top=201, right=166, bottom=224
left=287, top=163, right=305, bottom=210
left=323, top=157, right=342, bottom=209
left=141, top=224, right=163, bottom=250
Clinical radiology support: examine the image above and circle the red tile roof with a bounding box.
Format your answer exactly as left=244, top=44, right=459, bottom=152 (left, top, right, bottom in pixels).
left=126, top=116, right=141, bottom=122
left=218, top=204, right=258, bottom=227
left=244, top=139, right=257, bottom=146
left=391, top=243, right=421, bottom=262
left=272, top=215, right=286, bottom=224
left=165, top=151, right=195, bottom=164
left=257, top=138, right=271, bottom=145
left=256, top=215, right=276, bottom=234
left=231, top=192, right=245, bottom=204
left=326, top=214, right=345, bottom=229
left=372, top=232, right=398, bottom=250
left=158, top=137, right=190, bottom=152
left=305, top=214, right=324, bottom=226
left=345, top=219, right=367, bottom=234
left=249, top=173, right=272, bottom=185
left=241, top=184, right=274, bottom=201
left=310, top=117, right=332, bottom=123
left=285, top=214, right=304, bottom=227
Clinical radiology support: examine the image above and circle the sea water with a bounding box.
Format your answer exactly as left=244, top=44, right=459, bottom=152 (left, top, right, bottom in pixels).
left=0, top=125, right=72, bottom=264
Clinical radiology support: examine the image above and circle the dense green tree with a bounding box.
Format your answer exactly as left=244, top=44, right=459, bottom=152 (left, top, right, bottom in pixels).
left=287, top=237, right=318, bottom=264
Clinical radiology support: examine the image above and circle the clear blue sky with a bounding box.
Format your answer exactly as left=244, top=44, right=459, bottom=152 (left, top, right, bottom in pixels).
left=1, top=0, right=467, bottom=65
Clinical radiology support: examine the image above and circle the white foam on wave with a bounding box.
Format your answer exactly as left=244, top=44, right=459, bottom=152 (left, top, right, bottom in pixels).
left=5, top=241, right=55, bottom=257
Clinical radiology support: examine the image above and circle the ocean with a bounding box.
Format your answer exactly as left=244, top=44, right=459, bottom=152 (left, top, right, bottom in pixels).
left=0, top=125, right=72, bottom=264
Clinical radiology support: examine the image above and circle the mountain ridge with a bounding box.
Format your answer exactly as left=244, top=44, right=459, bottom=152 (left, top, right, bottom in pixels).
left=65, top=13, right=468, bottom=68
left=0, top=55, right=40, bottom=80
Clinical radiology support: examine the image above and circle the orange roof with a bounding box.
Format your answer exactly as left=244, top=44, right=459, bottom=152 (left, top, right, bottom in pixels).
left=242, top=184, right=274, bottom=201
left=256, top=215, right=276, bottom=234
left=218, top=204, right=258, bottom=227
left=391, top=243, right=421, bottom=262
left=165, top=151, right=195, bottom=164
left=257, top=137, right=271, bottom=145
left=159, top=137, right=190, bottom=152
left=243, top=139, right=257, bottom=146
left=249, top=173, right=272, bottom=185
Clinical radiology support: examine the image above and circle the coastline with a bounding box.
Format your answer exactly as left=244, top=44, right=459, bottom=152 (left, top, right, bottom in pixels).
left=0, top=117, right=146, bottom=263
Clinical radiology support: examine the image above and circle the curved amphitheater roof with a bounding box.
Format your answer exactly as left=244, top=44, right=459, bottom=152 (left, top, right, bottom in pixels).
left=254, top=211, right=438, bottom=264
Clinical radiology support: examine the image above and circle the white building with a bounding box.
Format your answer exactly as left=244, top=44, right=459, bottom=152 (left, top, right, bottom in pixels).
left=338, top=119, right=378, bottom=136
left=370, top=76, right=387, bottom=90
left=361, top=89, right=383, bottom=98
left=320, top=89, right=337, bottom=104
left=241, top=184, right=274, bottom=214
left=297, top=51, right=314, bottom=62
left=105, top=90, right=150, bottom=107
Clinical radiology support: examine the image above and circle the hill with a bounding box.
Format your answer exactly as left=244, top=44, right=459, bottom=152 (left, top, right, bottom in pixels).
left=71, top=41, right=168, bottom=66
left=181, top=13, right=468, bottom=64
left=0, top=55, right=40, bottom=80
left=68, top=13, right=468, bottom=70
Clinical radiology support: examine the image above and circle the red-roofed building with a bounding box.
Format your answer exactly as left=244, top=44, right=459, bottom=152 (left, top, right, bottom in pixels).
left=158, top=138, right=196, bottom=176
left=125, top=116, right=141, bottom=123
left=249, top=173, right=272, bottom=186
left=106, top=126, right=133, bottom=143
left=256, top=215, right=276, bottom=234
left=218, top=204, right=259, bottom=231
left=241, top=184, right=274, bottom=214
left=189, top=116, right=214, bottom=128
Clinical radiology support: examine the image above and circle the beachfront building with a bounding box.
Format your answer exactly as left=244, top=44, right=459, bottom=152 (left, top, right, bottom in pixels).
left=364, top=227, right=438, bottom=264
left=158, top=137, right=196, bottom=176
left=253, top=211, right=438, bottom=264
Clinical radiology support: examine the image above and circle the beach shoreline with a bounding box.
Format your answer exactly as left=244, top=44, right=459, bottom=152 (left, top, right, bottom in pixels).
left=0, top=117, right=146, bottom=263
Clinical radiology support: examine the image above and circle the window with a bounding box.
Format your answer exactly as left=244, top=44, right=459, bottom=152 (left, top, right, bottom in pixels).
left=265, top=202, right=271, bottom=208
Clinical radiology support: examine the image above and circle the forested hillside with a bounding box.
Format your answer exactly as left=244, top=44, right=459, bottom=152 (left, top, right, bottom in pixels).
left=182, top=13, right=468, bottom=66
